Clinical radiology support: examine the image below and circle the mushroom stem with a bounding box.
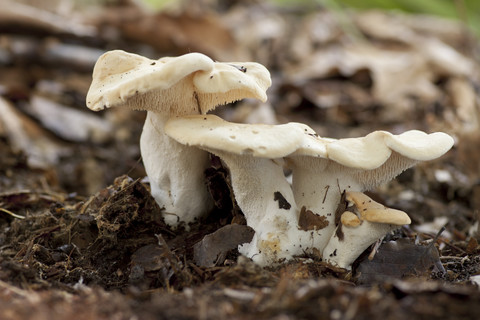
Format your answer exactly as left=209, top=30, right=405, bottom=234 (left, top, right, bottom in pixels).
left=322, top=220, right=398, bottom=270
left=213, top=153, right=308, bottom=265
left=287, top=149, right=421, bottom=254
left=322, top=191, right=411, bottom=269
left=141, top=111, right=213, bottom=226
left=288, top=157, right=363, bottom=252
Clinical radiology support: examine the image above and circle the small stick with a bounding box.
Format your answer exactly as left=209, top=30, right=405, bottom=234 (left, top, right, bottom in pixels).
left=322, top=185, right=329, bottom=204
left=0, top=208, right=25, bottom=219
left=368, top=237, right=383, bottom=261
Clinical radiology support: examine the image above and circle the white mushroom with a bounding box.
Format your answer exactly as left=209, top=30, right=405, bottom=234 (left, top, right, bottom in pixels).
left=165, top=114, right=322, bottom=265
left=165, top=115, right=453, bottom=266
left=286, top=130, right=454, bottom=253
left=86, top=50, right=271, bottom=227
left=322, top=191, right=411, bottom=269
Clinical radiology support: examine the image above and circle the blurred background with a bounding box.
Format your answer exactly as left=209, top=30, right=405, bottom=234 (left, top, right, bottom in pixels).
left=0, top=0, right=479, bottom=236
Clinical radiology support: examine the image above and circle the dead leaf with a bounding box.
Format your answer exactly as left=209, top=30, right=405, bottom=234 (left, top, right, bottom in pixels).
left=355, top=238, right=444, bottom=284
left=100, top=6, right=240, bottom=61
left=0, top=0, right=96, bottom=37
left=194, top=224, right=254, bottom=268
left=27, top=95, right=112, bottom=143
left=0, top=96, right=69, bottom=169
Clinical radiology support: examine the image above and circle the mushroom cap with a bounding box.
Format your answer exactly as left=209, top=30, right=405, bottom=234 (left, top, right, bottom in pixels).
left=295, top=133, right=329, bottom=157
left=340, top=211, right=362, bottom=227
left=346, top=191, right=411, bottom=225
left=193, top=62, right=272, bottom=112
left=289, top=129, right=454, bottom=190
left=86, top=50, right=213, bottom=112
left=384, top=130, right=455, bottom=161
left=326, top=130, right=454, bottom=170
left=86, top=50, right=271, bottom=114
left=165, top=114, right=318, bottom=158
left=327, top=132, right=392, bottom=170
left=290, top=130, right=454, bottom=168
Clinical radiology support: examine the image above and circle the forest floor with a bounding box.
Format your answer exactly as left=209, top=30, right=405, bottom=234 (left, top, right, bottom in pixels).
left=1, top=1, right=480, bottom=319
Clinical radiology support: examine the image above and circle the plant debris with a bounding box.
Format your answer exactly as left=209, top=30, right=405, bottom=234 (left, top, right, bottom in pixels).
left=194, top=224, right=255, bottom=268
left=1, top=0, right=480, bottom=319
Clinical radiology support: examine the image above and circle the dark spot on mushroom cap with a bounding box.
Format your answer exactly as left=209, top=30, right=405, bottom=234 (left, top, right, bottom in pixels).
left=228, top=64, right=247, bottom=73
left=150, top=62, right=156, bottom=65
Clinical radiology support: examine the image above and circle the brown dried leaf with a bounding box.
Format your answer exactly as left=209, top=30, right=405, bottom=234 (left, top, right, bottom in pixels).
left=466, top=237, right=479, bottom=255
left=129, top=243, right=180, bottom=287
left=355, top=238, right=443, bottom=284
left=194, top=224, right=254, bottom=268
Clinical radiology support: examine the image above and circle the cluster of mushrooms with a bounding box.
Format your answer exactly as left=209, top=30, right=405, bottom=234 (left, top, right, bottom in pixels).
left=86, top=50, right=454, bottom=269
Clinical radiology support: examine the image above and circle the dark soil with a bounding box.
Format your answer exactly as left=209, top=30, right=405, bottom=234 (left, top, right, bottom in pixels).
left=1, top=1, right=480, bottom=319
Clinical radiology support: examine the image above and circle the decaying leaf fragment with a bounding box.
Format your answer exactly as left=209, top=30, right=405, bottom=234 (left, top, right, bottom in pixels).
left=194, top=224, right=255, bottom=268
left=129, top=241, right=183, bottom=287
left=0, top=96, right=69, bottom=169
left=355, top=238, right=444, bottom=284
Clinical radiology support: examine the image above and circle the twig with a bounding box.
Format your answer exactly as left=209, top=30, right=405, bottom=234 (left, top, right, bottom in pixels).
left=0, top=208, right=25, bottom=219
left=440, top=256, right=466, bottom=260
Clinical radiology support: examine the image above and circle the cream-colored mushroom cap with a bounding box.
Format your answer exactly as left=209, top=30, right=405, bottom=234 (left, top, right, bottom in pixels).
left=86, top=50, right=271, bottom=114
left=289, top=129, right=454, bottom=191
left=346, top=191, right=411, bottom=225
left=384, top=130, right=455, bottom=161
left=165, top=114, right=318, bottom=158
left=340, top=211, right=362, bottom=227
left=193, top=62, right=272, bottom=112
left=327, top=130, right=454, bottom=170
